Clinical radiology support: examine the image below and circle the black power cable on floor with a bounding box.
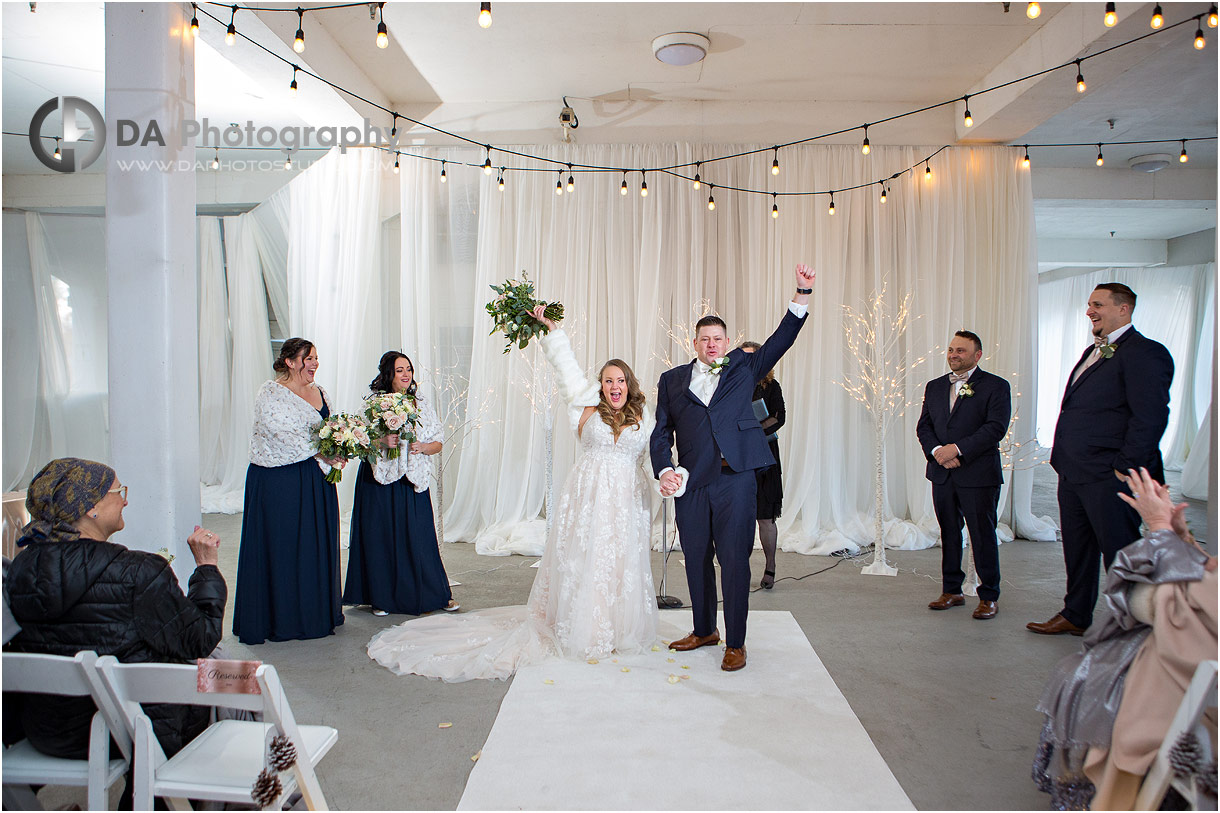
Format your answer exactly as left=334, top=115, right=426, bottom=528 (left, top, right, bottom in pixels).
left=656, top=549, right=872, bottom=608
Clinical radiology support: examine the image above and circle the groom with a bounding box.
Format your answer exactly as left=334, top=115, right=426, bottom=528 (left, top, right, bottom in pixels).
left=651, top=264, right=814, bottom=671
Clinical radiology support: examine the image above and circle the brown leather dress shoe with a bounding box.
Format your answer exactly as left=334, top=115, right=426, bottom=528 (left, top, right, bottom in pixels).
left=928, top=593, right=966, bottom=610
left=721, top=647, right=746, bottom=671
left=1026, top=614, right=1085, bottom=636
left=972, top=599, right=998, bottom=620
left=668, top=631, right=720, bottom=651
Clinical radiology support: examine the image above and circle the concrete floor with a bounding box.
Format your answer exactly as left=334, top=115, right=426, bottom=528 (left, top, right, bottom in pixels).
left=34, top=467, right=1211, bottom=810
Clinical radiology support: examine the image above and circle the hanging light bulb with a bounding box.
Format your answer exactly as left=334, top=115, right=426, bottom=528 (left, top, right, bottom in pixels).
left=620, top=172, right=628, bottom=196
left=1194, top=24, right=1206, bottom=48
left=963, top=96, right=973, bottom=128
left=924, top=161, right=932, bottom=181
left=828, top=194, right=835, bottom=216
left=1180, top=140, right=1189, bottom=163
left=1150, top=4, right=1164, bottom=28
left=861, top=125, right=871, bottom=155
left=289, top=66, right=298, bottom=96
left=639, top=172, right=648, bottom=197
left=285, top=151, right=293, bottom=170
left=1026, top=1, right=1040, bottom=18
left=52, top=137, right=61, bottom=160
left=1104, top=2, right=1117, bottom=26
left=566, top=165, right=575, bottom=192
left=225, top=4, right=237, bottom=45
left=393, top=154, right=400, bottom=174
left=771, top=148, right=780, bottom=176
left=376, top=3, right=389, bottom=48
left=390, top=114, right=398, bottom=139
left=293, top=8, right=305, bottom=53
left=1076, top=60, right=1087, bottom=93
left=1209, top=4, right=1218, bottom=27
left=879, top=183, right=887, bottom=204
left=1095, top=144, right=1104, bottom=166
left=555, top=171, right=563, bottom=196
left=497, top=168, right=505, bottom=190
left=440, top=160, right=447, bottom=183
left=211, top=148, right=220, bottom=170
left=692, top=162, right=701, bottom=190
left=478, top=1, right=492, bottom=28
left=771, top=194, right=779, bottom=219
left=1022, top=146, right=1031, bottom=168
left=190, top=4, right=199, bottom=37
left=707, top=185, right=716, bottom=211
left=483, top=148, right=493, bottom=175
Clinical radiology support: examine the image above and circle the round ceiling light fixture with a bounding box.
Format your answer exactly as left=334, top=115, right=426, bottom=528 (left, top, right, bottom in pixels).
left=1127, top=153, right=1174, bottom=173
left=652, top=32, right=711, bottom=66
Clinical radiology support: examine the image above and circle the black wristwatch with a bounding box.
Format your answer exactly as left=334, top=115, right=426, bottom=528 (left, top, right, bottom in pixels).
left=796, top=287, right=813, bottom=295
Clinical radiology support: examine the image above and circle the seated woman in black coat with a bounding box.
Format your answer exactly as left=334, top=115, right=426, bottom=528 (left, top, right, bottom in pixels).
left=5, top=457, right=227, bottom=762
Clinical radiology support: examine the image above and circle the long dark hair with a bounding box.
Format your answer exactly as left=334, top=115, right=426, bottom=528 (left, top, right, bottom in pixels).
left=370, top=351, right=417, bottom=396
left=595, top=359, right=646, bottom=437
left=274, top=338, right=315, bottom=376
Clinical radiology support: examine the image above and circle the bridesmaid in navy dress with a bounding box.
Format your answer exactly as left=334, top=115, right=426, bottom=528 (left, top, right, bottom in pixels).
left=343, top=351, right=457, bottom=616
left=233, top=338, right=347, bottom=644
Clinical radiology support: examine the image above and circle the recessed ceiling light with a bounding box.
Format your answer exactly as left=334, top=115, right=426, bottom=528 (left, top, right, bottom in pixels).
left=652, top=32, right=710, bottom=66
left=1127, top=153, right=1173, bottom=172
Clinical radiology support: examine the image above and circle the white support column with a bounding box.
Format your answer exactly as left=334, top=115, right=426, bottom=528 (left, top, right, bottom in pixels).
left=104, top=4, right=199, bottom=577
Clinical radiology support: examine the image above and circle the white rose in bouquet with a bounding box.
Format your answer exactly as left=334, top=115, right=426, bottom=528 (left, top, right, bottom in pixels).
left=384, top=413, right=406, bottom=431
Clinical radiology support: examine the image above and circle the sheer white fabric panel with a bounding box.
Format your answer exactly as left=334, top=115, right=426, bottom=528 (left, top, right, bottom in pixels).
left=287, top=147, right=385, bottom=511
left=409, top=144, right=1040, bottom=556
left=197, top=217, right=230, bottom=487
left=250, top=185, right=291, bottom=337
left=1036, top=264, right=1215, bottom=471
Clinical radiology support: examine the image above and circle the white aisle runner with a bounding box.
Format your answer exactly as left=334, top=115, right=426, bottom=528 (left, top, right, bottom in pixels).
left=458, top=610, right=913, bottom=810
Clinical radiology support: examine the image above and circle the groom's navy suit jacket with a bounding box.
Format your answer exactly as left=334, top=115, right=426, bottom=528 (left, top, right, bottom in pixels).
left=915, top=368, right=1010, bottom=487
left=1050, top=327, right=1173, bottom=485
left=651, top=309, right=806, bottom=491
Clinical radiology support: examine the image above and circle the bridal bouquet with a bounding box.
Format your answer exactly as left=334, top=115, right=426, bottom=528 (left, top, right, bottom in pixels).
left=486, top=273, right=564, bottom=353
left=363, top=390, right=418, bottom=459
left=313, top=413, right=373, bottom=483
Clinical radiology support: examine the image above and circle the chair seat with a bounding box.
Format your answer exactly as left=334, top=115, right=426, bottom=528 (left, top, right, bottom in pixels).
left=3, top=739, right=127, bottom=787
left=154, top=720, right=338, bottom=803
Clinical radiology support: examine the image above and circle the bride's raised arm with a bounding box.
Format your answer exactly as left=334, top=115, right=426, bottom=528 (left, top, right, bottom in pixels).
left=534, top=307, right=599, bottom=433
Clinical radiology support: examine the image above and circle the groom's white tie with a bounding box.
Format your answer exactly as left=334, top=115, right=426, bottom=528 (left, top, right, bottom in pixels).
left=691, top=361, right=718, bottom=406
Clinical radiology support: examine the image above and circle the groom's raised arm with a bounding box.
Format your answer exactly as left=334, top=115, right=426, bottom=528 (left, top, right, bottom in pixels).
left=650, top=373, right=676, bottom=479
left=750, top=264, right=815, bottom=379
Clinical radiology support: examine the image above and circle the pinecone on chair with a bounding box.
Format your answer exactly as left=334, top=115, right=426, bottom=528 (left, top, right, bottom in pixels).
left=269, top=734, right=298, bottom=772
left=1168, top=731, right=1204, bottom=778
left=1195, top=758, right=1218, bottom=797
left=251, top=768, right=283, bottom=808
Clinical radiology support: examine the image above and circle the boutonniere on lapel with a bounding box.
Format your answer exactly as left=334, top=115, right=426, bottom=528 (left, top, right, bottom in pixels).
left=1098, top=343, right=1118, bottom=359
left=708, top=357, right=730, bottom=376
left=956, top=382, right=975, bottom=399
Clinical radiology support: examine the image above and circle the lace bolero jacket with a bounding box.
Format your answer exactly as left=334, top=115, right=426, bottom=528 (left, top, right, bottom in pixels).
left=248, top=380, right=331, bottom=471
left=538, top=329, right=654, bottom=437
left=368, top=392, right=444, bottom=493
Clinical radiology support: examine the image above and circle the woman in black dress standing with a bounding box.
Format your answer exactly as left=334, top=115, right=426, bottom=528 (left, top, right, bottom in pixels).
left=343, top=352, right=457, bottom=616
left=234, top=338, right=346, bottom=644
left=741, top=341, right=785, bottom=589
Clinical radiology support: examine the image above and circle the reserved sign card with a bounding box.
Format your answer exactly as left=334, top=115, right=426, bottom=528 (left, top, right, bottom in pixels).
left=196, top=658, right=262, bottom=694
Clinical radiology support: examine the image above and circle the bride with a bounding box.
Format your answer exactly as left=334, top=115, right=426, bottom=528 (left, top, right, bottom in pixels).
left=367, top=306, right=667, bottom=682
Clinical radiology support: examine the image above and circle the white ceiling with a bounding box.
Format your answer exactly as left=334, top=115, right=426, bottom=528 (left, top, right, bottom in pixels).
left=2, top=1, right=1215, bottom=247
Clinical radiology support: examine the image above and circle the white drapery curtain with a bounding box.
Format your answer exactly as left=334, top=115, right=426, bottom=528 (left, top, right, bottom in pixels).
left=397, top=144, right=1047, bottom=556
left=1036, top=264, right=1215, bottom=472
left=2, top=212, right=109, bottom=489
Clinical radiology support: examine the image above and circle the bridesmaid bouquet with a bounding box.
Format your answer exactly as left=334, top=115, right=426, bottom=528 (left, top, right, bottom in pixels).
left=363, top=391, right=419, bottom=459
left=313, top=413, right=373, bottom=483
left=486, top=273, right=564, bottom=353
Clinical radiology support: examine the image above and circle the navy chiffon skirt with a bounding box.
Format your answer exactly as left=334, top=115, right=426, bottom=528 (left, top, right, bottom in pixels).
left=342, top=461, right=452, bottom=615
left=233, top=458, right=344, bottom=644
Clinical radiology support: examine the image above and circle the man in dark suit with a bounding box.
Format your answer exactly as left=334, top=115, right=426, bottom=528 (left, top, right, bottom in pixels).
left=1028, top=282, right=1173, bottom=635
left=916, top=330, right=1012, bottom=619
left=651, top=264, right=814, bottom=671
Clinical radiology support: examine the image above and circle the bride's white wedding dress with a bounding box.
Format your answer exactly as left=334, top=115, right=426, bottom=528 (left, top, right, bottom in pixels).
left=367, top=329, right=659, bottom=682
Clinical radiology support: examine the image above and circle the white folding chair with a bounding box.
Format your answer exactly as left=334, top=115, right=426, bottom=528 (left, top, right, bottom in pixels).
left=1135, top=659, right=1219, bottom=810
left=2, top=650, right=131, bottom=811
left=95, top=656, right=337, bottom=811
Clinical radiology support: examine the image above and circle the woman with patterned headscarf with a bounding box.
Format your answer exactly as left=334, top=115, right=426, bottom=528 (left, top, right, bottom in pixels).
left=5, top=457, right=227, bottom=766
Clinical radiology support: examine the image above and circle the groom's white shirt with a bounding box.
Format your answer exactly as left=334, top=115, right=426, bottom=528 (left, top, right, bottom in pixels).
left=687, top=302, right=808, bottom=406
left=663, top=301, right=809, bottom=478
